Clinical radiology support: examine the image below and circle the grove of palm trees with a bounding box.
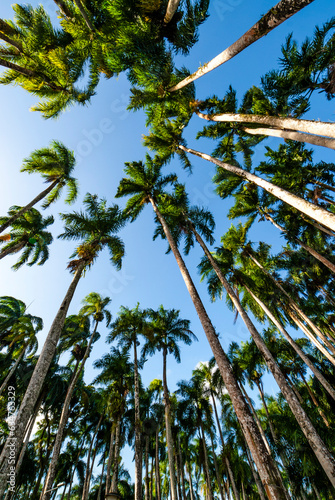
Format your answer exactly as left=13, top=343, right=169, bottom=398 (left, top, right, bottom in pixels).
left=0, top=0, right=335, bottom=499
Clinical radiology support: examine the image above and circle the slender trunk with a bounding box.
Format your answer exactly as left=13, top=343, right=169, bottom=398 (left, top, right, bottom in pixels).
left=314, top=181, right=335, bottom=194
left=73, top=0, right=95, bottom=31
left=224, top=457, right=240, bottom=500
left=192, top=226, right=335, bottom=488
left=82, top=416, right=102, bottom=500
left=243, top=126, right=335, bottom=149
left=0, top=57, right=34, bottom=77
left=239, top=384, right=271, bottom=455
left=0, top=241, right=26, bottom=260
left=150, top=456, right=154, bottom=500
left=163, top=0, right=180, bottom=23
left=15, top=393, right=42, bottom=478
left=287, top=311, right=335, bottom=366
left=111, top=416, right=122, bottom=492
left=247, top=252, right=335, bottom=358
left=0, top=180, right=59, bottom=234
left=42, top=321, right=99, bottom=500
left=175, top=441, right=183, bottom=500
left=263, top=213, right=335, bottom=274
left=209, top=431, right=225, bottom=500
left=199, top=424, right=212, bottom=500
left=145, top=435, right=150, bottom=500
left=245, top=286, right=335, bottom=401
left=0, top=345, right=26, bottom=397
left=299, top=370, right=330, bottom=427
left=0, top=32, right=23, bottom=52
left=178, top=144, right=335, bottom=232
left=187, top=461, right=195, bottom=500
left=67, top=440, right=86, bottom=500
left=155, top=427, right=161, bottom=500
left=148, top=196, right=286, bottom=500
left=255, top=380, right=278, bottom=444
left=178, top=436, right=186, bottom=500
left=134, top=336, right=142, bottom=500
left=244, top=444, right=267, bottom=500
left=162, top=347, right=178, bottom=500
left=168, top=0, right=315, bottom=91
left=196, top=112, right=335, bottom=139
left=52, top=0, right=72, bottom=18
left=106, top=426, right=115, bottom=494
left=0, top=261, right=86, bottom=497
left=305, top=218, right=335, bottom=238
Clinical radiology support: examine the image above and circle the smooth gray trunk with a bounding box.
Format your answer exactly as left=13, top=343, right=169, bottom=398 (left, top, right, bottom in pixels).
left=148, top=196, right=287, bottom=500
left=106, top=426, right=115, bottom=494
left=0, top=345, right=26, bottom=397
left=42, top=321, right=99, bottom=500
left=245, top=287, right=335, bottom=400
left=196, top=112, right=335, bottom=139
left=0, top=261, right=85, bottom=497
left=192, top=226, right=335, bottom=488
left=163, top=348, right=178, bottom=500
left=178, top=145, right=335, bottom=233
left=134, top=337, right=142, bottom=500
left=168, top=0, right=315, bottom=90
left=243, top=126, right=335, bottom=150
left=0, top=179, right=59, bottom=234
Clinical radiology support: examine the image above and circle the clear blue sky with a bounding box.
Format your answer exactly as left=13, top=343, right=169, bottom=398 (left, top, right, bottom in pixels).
left=1, top=0, right=334, bottom=480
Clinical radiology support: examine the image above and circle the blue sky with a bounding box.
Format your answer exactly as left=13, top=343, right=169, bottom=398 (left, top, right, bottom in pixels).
left=1, top=0, right=335, bottom=480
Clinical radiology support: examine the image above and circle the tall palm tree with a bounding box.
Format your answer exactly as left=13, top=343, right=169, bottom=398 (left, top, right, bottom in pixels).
left=116, top=156, right=287, bottom=500
left=142, top=306, right=197, bottom=500
left=107, top=304, right=148, bottom=500
left=0, top=141, right=78, bottom=234
left=41, top=293, right=112, bottom=500
left=168, top=0, right=315, bottom=91
left=0, top=193, right=125, bottom=497
left=0, top=207, right=53, bottom=269
left=0, top=296, right=42, bottom=347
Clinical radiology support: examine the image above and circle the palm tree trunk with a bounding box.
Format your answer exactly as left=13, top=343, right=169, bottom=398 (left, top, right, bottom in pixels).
left=162, top=347, right=178, bottom=500
left=52, top=0, right=72, bottom=18
left=111, top=416, right=122, bottom=493
left=0, top=261, right=86, bottom=497
left=82, top=415, right=102, bottom=500
left=209, top=431, right=225, bottom=500
left=0, top=57, right=35, bottom=77
left=145, top=435, right=150, bottom=500
left=239, top=384, right=271, bottom=455
left=175, top=443, right=183, bottom=500
left=148, top=195, right=287, bottom=500
left=191, top=225, right=335, bottom=487
left=243, top=126, right=335, bottom=149
left=0, top=345, right=26, bottom=397
left=106, top=426, right=115, bottom=494
left=187, top=461, right=195, bottom=500
left=178, top=144, right=335, bottom=232
left=163, top=0, right=180, bottom=24
left=243, top=444, right=267, bottom=500
left=245, top=286, right=335, bottom=400
left=299, top=370, right=330, bottom=427
left=198, top=423, right=212, bottom=500
left=134, top=336, right=142, bottom=500
left=287, top=311, right=335, bottom=366
left=263, top=213, right=335, bottom=274
left=178, top=436, right=186, bottom=500
left=196, top=111, right=335, bottom=139
left=0, top=241, right=26, bottom=260
left=247, top=252, right=335, bottom=356
left=73, top=0, right=95, bottom=31
left=42, top=321, right=99, bottom=500
left=210, top=392, right=241, bottom=500
left=0, top=179, right=59, bottom=234
left=155, top=427, right=161, bottom=500
left=168, top=0, right=315, bottom=91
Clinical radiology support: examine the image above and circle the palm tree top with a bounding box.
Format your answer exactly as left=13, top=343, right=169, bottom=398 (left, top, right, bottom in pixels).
left=115, top=154, right=178, bottom=221
left=21, top=140, right=78, bottom=208
left=59, top=192, right=125, bottom=270
left=79, top=292, right=112, bottom=326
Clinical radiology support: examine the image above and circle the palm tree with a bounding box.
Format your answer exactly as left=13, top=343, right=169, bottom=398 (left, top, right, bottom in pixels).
left=0, top=141, right=77, bottom=234
left=0, top=315, right=40, bottom=397
left=0, top=193, right=125, bottom=497
left=168, top=0, right=315, bottom=91
left=142, top=306, right=197, bottom=500
left=116, top=156, right=287, bottom=500
left=0, top=207, right=53, bottom=269
left=0, top=296, right=42, bottom=347
left=93, top=347, right=134, bottom=496
left=107, top=304, right=148, bottom=500
left=41, top=293, right=112, bottom=500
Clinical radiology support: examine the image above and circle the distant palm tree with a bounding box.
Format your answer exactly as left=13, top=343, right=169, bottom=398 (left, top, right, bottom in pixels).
left=0, top=207, right=54, bottom=269
left=0, top=193, right=125, bottom=497
left=0, top=141, right=77, bottom=234
left=42, top=293, right=112, bottom=500
left=143, top=306, right=197, bottom=500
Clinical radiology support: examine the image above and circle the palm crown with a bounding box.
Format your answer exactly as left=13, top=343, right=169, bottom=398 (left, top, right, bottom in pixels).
left=58, top=193, right=125, bottom=271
